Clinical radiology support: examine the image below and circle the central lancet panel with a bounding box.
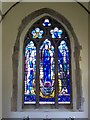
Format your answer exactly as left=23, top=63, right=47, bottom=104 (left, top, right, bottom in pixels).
left=39, top=39, right=55, bottom=104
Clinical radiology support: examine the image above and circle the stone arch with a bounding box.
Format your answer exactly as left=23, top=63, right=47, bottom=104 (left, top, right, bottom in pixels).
left=11, top=8, right=82, bottom=111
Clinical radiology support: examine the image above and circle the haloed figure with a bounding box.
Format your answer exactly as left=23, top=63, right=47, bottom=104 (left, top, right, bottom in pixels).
left=43, top=44, right=52, bottom=89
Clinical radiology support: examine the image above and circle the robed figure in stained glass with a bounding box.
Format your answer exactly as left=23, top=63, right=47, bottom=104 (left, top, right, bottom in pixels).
left=24, top=41, right=36, bottom=104
left=58, top=40, right=70, bottom=103
left=43, top=44, right=52, bottom=91
left=39, top=39, right=55, bottom=104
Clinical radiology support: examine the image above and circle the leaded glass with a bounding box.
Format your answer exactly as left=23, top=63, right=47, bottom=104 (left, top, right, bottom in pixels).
left=23, top=16, right=72, bottom=106
left=58, top=40, right=70, bottom=104
left=31, top=28, right=44, bottom=38
left=43, top=19, right=51, bottom=26
left=24, top=41, right=36, bottom=104
left=39, top=39, right=55, bottom=104
left=50, top=27, right=63, bottom=38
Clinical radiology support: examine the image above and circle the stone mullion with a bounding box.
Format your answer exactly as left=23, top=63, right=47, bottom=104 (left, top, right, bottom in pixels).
left=36, top=45, right=40, bottom=108
left=55, top=44, right=59, bottom=108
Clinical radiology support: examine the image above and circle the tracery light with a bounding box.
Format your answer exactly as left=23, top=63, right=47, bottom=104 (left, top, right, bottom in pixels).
left=43, top=19, right=51, bottom=26
left=50, top=27, right=63, bottom=38
left=31, top=27, right=44, bottom=38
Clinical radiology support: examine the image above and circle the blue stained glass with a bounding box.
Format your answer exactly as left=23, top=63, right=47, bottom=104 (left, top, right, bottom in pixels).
left=58, top=40, right=70, bottom=104
left=50, top=27, right=63, bottom=38
left=31, top=28, right=44, bottom=38
left=39, top=39, right=55, bottom=104
left=43, top=19, right=51, bottom=27
left=24, top=41, right=36, bottom=104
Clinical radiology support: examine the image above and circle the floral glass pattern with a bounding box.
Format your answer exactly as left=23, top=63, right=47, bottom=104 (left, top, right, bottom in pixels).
left=58, top=40, right=70, bottom=104
left=31, top=28, right=44, bottom=38
left=39, top=39, right=55, bottom=104
left=43, top=19, right=51, bottom=27
left=24, top=41, right=36, bottom=104
left=50, top=27, right=63, bottom=38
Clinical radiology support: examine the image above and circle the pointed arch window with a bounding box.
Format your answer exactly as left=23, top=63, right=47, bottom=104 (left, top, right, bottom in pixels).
left=23, top=16, right=72, bottom=107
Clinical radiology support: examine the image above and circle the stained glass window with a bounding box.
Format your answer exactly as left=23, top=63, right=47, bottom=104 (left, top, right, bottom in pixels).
left=39, top=39, right=55, bottom=104
left=58, top=41, right=70, bottom=104
left=24, top=16, right=71, bottom=107
left=24, top=41, right=36, bottom=104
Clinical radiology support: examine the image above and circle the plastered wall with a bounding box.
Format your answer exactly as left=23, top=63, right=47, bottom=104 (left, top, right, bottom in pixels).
left=0, top=2, right=2, bottom=120
left=2, top=2, right=88, bottom=118
left=88, top=2, right=90, bottom=120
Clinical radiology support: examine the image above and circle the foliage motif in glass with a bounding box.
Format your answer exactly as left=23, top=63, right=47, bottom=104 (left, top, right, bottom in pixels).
left=43, top=19, right=51, bottom=27
left=58, top=40, right=70, bottom=104
left=50, top=27, right=63, bottom=38
left=24, top=41, right=36, bottom=104
left=39, top=39, right=55, bottom=104
left=31, top=28, right=44, bottom=38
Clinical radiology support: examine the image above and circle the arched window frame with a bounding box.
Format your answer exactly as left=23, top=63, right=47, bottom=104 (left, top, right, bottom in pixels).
left=11, top=8, right=82, bottom=111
